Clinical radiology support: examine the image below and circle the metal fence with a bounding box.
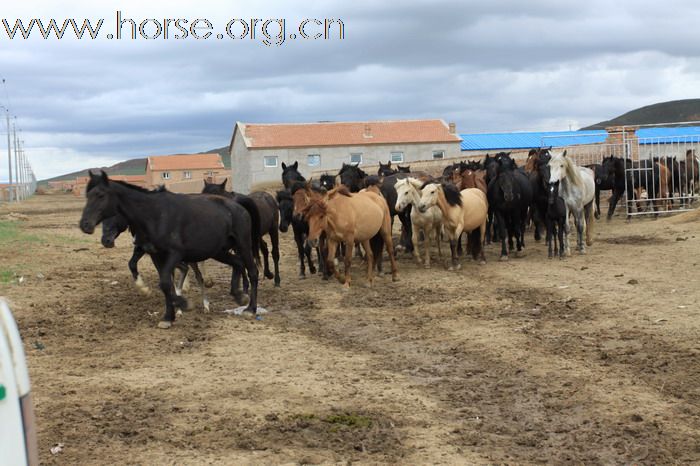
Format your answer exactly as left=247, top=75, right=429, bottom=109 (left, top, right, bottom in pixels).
left=623, top=124, right=699, bottom=217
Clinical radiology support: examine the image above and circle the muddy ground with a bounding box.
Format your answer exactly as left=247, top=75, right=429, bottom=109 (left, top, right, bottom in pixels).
left=1, top=193, right=699, bottom=465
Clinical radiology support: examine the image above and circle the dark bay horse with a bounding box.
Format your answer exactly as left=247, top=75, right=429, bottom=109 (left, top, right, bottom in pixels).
left=378, top=161, right=397, bottom=177
left=545, top=181, right=567, bottom=259
left=276, top=187, right=318, bottom=278
left=487, top=153, right=533, bottom=260
left=202, top=180, right=281, bottom=287
left=80, top=171, right=261, bottom=328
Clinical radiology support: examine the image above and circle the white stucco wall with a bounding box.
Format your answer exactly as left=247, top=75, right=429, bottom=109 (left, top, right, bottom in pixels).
left=231, top=140, right=462, bottom=191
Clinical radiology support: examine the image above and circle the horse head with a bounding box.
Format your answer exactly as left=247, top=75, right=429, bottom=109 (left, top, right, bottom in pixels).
left=301, top=198, right=328, bottom=249
left=548, top=150, right=568, bottom=185
left=80, top=170, right=113, bottom=234
left=281, top=161, right=305, bottom=189
left=547, top=181, right=560, bottom=206
left=397, top=165, right=411, bottom=173
left=378, top=161, right=397, bottom=177
left=319, top=174, right=336, bottom=191
left=338, top=164, right=367, bottom=192
left=100, top=213, right=129, bottom=248
left=418, top=182, right=440, bottom=213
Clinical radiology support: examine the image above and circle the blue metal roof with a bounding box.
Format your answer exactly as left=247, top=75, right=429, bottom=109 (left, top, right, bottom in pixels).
left=459, top=130, right=606, bottom=151
left=460, top=126, right=700, bottom=151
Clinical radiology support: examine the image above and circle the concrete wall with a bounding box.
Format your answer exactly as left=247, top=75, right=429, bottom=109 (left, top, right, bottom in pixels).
left=231, top=138, right=461, bottom=192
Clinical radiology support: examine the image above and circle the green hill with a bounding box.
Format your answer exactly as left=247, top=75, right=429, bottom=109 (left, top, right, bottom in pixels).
left=583, top=99, right=700, bottom=130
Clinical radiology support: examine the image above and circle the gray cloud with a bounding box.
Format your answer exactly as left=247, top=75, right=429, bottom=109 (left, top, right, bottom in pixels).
left=0, top=0, right=699, bottom=180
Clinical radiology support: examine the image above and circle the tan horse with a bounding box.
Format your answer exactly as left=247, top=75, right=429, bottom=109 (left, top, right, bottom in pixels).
left=418, top=183, right=488, bottom=270
left=303, top=186, right=398, bottom=288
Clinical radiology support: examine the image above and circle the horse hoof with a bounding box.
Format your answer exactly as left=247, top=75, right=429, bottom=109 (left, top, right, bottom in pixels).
left=157, top=321, right=172, bottom=329
left=455, top=263, right=462, bottom=270
left=176, top=309, right=183, bottom=318
left=274, top=282, right=281, bottom=288
left=479, top=260, right=486, bottom=265
left=310, top=268, right=317, bottom=275
left=264, top=271, right=274, bottom=280
left=298, top=273, right=306, bottom=280
left=342, top=283, right=350, bottom=290
left=424, top=264, right=431, bottom=269
left=392, top=275, right=399, bottom=282
left=586, top=240, right=593, bottom=247
left=499, top=255, right=509, bottom=262
left=204, top=278, right=215, bottom=288
left=203, top=303, right=211, bottom=313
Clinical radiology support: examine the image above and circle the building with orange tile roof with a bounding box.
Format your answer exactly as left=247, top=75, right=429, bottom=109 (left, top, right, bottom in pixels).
left=145, top=154, right=225, bottom=191
left=229, top=119, right=462, bottom=193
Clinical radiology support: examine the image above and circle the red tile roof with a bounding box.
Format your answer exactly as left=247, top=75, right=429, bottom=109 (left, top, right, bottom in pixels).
left=148, top=154, right=223, bottom=171
left=237, top=120, right=461, bottom=149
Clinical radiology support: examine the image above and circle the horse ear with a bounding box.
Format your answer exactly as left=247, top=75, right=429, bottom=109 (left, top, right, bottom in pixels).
left=100, top=170, right=109, bottom=184
left=387, top=161, right=391, bottom=167
left=292, top=161, right=298, bottom=170
left=562, top=150, right=568, bottom=158
left=220, top=178, right=227, bottom=188
left=281, top=162, right=287, bottom=170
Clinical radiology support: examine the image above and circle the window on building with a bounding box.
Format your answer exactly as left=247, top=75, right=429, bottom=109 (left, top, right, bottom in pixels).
left=432, top=150, right=445, bottom=160
left=350, top=153, right=363, bottom=165
left=161, top=172, right=170, bottom=180
left=264, top=156, right=278, bottom=168
left=183, top=171, right=192, bottom=179
left=206, top=171, right=214, bottom=177
left=390, top=151, right=404, bottom=163
left=307, top=154, right=321, bottom=167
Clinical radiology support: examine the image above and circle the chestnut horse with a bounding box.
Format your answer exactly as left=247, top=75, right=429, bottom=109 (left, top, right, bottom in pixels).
left=451, top=167, right=487, bottom=193
left=418, top=183, right=488, bottom=270
left=303, top=186, right=398, bottom=288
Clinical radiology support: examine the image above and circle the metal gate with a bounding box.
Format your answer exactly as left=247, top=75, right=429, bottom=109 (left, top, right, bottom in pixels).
left=623, top=123, right=700, bottom=217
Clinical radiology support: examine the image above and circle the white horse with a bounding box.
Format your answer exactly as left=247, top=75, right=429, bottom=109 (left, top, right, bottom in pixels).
left=395, top=177, right=443, bottom=268
left=548, top=150, right=595, bottom=254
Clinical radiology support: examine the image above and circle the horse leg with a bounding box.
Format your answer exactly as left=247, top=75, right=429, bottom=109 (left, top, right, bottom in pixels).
left=343, top=238, right=354, bottom=288
left=478, top=222, right=487, bottom=265
left=270, top=227, right=281, bottom=287
left=575, top=210, right=585, bottom=254
left=424, top=226, right=432, bottom=269
left=381, top=222, right=399, bottom=282
left=325, top=240, right=340, bottom=282
left=607, top=188, right=621, bottom=220
left=585, top=202, right=594, bottom=247
left=128, top=245, right=150, bottom=295
left=152, top=253, right=185, bottom=329
left=260, top=238, right=273, bottom=280
left=546, top=218, right=553, bottom=258
left=361, top=239, right=374, bottom=287
left=173, top=263, right=188, bottom=297
left=200, top=261, right=214, bottom=288
left=217, top=251, right=258, bottom=313
left=435, top=224, right=443, bottom=260
left=294, top=227, right=307, bottom=278
left=594, top=186, right=601, bottom=220
left=190, top=263, right=209, bottom=312
left=306, top=240, right=317, bottom=275
left=450, top=225, right=464, bottom=270
left=496, top=212, right=508, bottom=260
left=412, top=223, right=422, bottom=264
left=558, top=218, right=566, bottom=259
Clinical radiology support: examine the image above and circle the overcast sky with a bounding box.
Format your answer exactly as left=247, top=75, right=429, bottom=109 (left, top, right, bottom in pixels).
left=1, top=0, right=700, bottom=180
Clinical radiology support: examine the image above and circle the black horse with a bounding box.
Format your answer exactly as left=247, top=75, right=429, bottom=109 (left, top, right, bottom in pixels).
left=202, top=179, right=281, bottom=287
left=397, top=165, right=411, bottom=173
left=487, top=153, right=533, bottom=259
left=545, top=181, right=567, bottom=259
left=281, top=161, right=305, bottom=189
left=80, top=171, right=261, bottom=328
left=527, top=148, right=552, bottom=242
left=276, top=188, right=318, bottom=278
left=319, top=174, right=336, bottom=191
left=598, top=155, right=627, bottom=220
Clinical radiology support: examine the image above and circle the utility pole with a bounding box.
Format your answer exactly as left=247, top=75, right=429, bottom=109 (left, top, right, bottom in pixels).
left=13, top=119, right=19, bottom=201
left=3, top=107, right=11, bottom=202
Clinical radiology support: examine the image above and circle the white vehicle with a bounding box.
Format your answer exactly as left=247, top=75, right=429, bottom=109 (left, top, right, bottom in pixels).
left=0, top=299, right=38, bottom=466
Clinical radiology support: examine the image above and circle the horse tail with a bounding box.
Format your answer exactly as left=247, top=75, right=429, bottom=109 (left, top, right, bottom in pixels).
left=236, top=196, right=262, bottom=268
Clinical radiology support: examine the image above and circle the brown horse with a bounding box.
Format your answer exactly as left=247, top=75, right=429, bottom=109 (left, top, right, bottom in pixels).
left=452, top=168, right=487, bottom=193
left=303, top=186, right=398, bottom=288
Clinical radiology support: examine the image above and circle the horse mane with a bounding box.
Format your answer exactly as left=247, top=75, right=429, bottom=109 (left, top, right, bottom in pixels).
left=88, top=176, right=153, bottom=194
left=301, top=198, right=327, bottom=218
left=562, top=155, right=583, bottom=186
left=442, top=183, right=463, bottom=207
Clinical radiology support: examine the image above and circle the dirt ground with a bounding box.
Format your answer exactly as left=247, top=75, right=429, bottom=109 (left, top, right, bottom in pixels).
left=1, top=193, right=699, bottom=465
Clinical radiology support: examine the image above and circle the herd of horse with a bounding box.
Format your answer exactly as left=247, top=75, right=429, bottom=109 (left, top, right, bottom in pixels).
left=78, top=148, right=698, bottom=329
